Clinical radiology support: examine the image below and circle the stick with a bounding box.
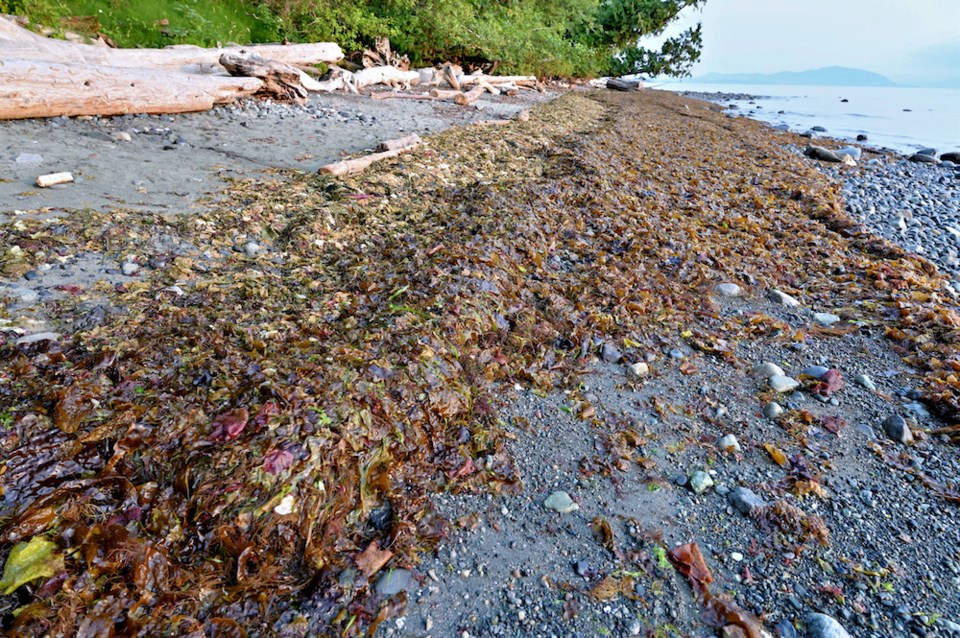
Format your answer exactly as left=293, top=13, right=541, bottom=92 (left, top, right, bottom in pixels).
left=36, top=172, right=74, bottom=187
left=318, top=142, right=420, bottom=177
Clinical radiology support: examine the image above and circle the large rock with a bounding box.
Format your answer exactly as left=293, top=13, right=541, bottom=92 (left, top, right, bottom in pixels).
left=753, top=362, right=785, bottom=378
left=804, top=145, right=842, bottom=162
left=728, top=487, right=766, bottom=515
left=714, top=283, right=742, bottom=297
left=805, top=613, right=852, bottom=638
left=941, top=151, right=960, bottom=163
left=834, top=146, right=862, bottom=161
left=375, top=569, right=415, bottom=596
left=883, top=415, right=913, bottom=444
left=768, top=289, right=801, bottom=307
left=770, top=375, right=801, bottom=393
left=544, top=491, right=579, bottom=513
left=909, top=153, right=939, bottom=164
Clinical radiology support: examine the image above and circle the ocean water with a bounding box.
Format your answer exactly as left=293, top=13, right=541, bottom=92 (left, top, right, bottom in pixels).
left=658, top=82, right=960, bottom=156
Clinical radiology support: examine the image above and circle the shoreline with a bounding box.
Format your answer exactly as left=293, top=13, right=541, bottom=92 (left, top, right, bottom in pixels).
left=2, top=89, right=960, bottom=638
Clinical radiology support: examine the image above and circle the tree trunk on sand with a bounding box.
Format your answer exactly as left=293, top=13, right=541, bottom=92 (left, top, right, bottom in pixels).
left=0, top=59, right=263, bottom=119
left=0, top=16, right=343, bottom=73
left=318, top=136, right=421, bottom=177
left=219, top=52, right=307, bottom=101
left=606, top=78, right=642, bottom=92
left=454, top=85, right=485, bottom=106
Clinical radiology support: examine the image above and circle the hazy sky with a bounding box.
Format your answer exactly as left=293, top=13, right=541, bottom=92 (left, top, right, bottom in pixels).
left=655, top=0, right=960, bottom=83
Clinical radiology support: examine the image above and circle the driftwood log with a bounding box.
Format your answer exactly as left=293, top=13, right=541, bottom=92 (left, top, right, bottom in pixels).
left=454, top=85, right=485, bottom=106
left=369, top=91, right=442, bottom=101
left=219, top=52, right=308, bottom=101
left=606, top=77, right=643, bottom=92
left=0, top=59, right=263, bottom=119
left=0, top=16, right=343, bottom=73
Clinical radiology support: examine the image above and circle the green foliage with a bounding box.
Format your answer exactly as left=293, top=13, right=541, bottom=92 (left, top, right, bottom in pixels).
left=12, top=0, right=707, bottom=77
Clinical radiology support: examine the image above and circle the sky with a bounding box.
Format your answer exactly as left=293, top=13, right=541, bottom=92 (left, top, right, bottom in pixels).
left=651, top=0, right=960, bottom=85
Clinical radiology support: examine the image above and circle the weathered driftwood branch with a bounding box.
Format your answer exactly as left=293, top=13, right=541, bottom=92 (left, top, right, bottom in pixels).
left=454, top=85, right=485, bottom=106
left=219, top=52, right=307, bottom=101
left=0, top=16, right=343, bottom=73
left=0, top=59, right=263, bottom=119
left=441, top=63, right=461, bottom=91
left=318, top=137, right=421, bottom=177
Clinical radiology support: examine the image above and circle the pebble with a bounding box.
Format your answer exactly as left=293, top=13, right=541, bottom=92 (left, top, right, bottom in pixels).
left=688, top=470, right=714, bottom=494
left=376, top=569, right=415, bottom=596
left=768, top=289, right=801, bottom=307
left=763, top=401, right=784, bottom=419
left=121, top=261, right=140, bottom=276
left=812, top=312, right=840, bottom=326
left=728, top=487, right=766, bottom=515
left=543, top=491, right=579, bottom=513
left=883, top=414, right=914, bottom=444
left=753, top=361, right=785, bottom=378
left=243, top=241, right=262, bottom=258
left=731, top=551, right=744, bottom=562
left=112, top=132, right=133, bottom=142
left=854, top=373, right=877, bottom=391
left=23, top=270, right=39, bottom=281
left=908, top=153, right=939, bottom=164
left=625, top=362, right=649, bottom=380
left=718, top=434, right=741, bottom=454
left=805, top=612, right=852, bottom=638
left=713, top=282, right=742, bottom=297
left=769, top=375, right=801, bottom=393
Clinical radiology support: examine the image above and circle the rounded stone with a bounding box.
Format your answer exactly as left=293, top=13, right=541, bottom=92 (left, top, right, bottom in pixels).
left=713, top=283, right=742, bottom=297
left=544, top=491, right=579, bottom=513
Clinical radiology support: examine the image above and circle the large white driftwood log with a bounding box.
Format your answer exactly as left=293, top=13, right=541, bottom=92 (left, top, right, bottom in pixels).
left=0, top=59, right=263, bottom=119
left=0, top=16, right=343, bottom=73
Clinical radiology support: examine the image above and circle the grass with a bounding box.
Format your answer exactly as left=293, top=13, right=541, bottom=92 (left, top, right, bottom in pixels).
left=14, top=0, right=281, bottom=47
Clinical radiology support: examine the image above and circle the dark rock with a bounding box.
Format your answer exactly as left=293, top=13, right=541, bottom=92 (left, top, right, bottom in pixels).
left=909, top=153, right=939, bottom=164
left=728, top=487, right=766, bottom=515
left=856, top=134, right=868, bottom=141
left=601, top=342, right=621, bottom=363
left=804, top=145, right=842, bottom=162
left=811, top=125, right=827, bottom=132
left=941, top=152, right=960, bottom=163
left=840, top=98, right=849, bottom=103
left=917, top=147, right=937, bottom=156
left=883, top=414, right=914, bottom=444
left=23, top=270, right=39, bottom=281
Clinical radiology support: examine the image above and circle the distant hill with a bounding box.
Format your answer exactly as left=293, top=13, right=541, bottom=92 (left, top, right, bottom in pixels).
left=695, top=66, right=898, bottom=87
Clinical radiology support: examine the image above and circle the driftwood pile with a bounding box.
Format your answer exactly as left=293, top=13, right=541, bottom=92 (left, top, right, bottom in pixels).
left=0, top=16, right=343, bottom=119
left=0, top=18, right=543, bottom=120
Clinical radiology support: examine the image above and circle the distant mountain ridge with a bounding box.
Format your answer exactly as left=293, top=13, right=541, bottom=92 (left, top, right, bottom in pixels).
left=695, top=66, right=898, bottom=87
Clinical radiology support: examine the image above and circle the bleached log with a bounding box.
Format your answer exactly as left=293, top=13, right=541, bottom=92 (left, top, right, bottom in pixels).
left=477, top=80, right=500, bottom=95
left=369, top=91, right=441, bottom=101
left=458, top=74, right=538, bottom=87
left=377, top=134, right=422, bottom=152
left=454, top=85, right=485, bottom=106
left=0, top=59, right=262, bottom=119
left=429, top=88, right=462, bottom=100
left=0, top=16, right=343, bottom=73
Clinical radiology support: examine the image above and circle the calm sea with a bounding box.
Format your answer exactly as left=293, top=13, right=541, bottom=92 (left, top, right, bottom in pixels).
left=658, top=82, right=960, bottom=156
